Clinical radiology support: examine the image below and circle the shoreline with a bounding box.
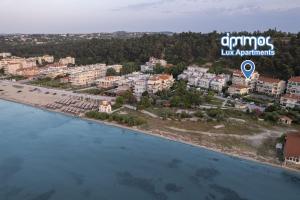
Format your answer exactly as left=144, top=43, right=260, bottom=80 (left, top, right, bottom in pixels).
left=1, top=96, right=299, bottom=173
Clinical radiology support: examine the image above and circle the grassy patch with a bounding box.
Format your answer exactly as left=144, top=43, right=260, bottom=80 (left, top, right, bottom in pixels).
left=30, top=77, right=71, bottom=89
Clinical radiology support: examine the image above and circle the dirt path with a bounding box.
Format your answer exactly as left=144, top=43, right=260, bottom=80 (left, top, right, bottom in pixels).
left=167, top=126, right=296, bottom=146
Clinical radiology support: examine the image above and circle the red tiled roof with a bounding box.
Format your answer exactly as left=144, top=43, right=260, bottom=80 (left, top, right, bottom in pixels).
left=230, top=84, right=249, bottom=89
left=232, top=70, right=243, bottom=76
left=285, top=133, right=300, bottom=157
left=279, top=115, right=292, bottom=121
left=258, top=76, right=282, bottom=83
left=289, top=76, right=300, bottom=83
left=282, top=94, right=300, bottom=100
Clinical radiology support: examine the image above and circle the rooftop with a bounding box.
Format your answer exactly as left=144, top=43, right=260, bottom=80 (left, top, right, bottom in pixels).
left=289, top=76, right=300, bottom=83
left=230, top=84, right=249, bottom=89
left=258, top=76, right=282, bottom=84
left=282, top=94, right=300, bottom=100
left=285, top=133, right=300, bottom=157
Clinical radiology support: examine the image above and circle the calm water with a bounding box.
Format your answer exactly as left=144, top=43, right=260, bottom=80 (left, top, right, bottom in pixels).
left=0, top=100, right=300, bottom=200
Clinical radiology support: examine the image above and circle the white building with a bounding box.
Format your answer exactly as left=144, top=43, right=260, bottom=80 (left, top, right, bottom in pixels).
left=0, top=52, right=11, bottom=58
left=37, top=55, right=54, bottom=64
left=140, top=57, right=168, bottom=72
left=147, top=74, right=175, bottom=94
left=280, top=94, right=300, bottom=109
left=0, top=57, right=37, bottom=75
left=210, top=74, right=230, bottom=92
left=232, top=70, right=259, bottom=90
left=99, top=101, right=112, bottom=113
left=284, top=133, right=300, bottom=165
left=134, top=79, right=148, bottom=98
left=228, top=85, right=250, bottom=95
left=59, top=57, right=75, bottom=65
left=287, top=76, right=300, bottom=96
left=96, top=76, right=122, bottom=88
left=68, top=64, right=107, bottom=86
left=256, top=76, right=286, bottom=96
left=107, top=65, right=123, bottom=73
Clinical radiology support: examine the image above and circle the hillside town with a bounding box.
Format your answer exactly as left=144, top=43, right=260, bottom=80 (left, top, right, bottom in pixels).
left=1, top=53, right=300, bottom=168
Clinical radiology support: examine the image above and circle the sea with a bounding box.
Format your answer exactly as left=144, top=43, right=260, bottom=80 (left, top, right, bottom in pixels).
left=0, top=99, right=299, bottom=200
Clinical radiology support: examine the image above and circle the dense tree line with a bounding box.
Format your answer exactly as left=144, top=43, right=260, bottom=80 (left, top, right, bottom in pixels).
left=1, top=30, right=299, bottom=80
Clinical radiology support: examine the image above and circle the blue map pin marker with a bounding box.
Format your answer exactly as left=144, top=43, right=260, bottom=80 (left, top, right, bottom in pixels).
left=241, top=60, right=255, bottom=79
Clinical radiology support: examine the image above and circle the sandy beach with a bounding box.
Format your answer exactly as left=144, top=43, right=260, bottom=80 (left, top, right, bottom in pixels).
left=0, top=80, right=299, bottom=172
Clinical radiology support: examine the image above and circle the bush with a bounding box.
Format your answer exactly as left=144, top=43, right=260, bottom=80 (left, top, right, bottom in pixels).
left=207, top=109, right=224, bottom=121
left=86, top=111, right=146, bottom=126
left=263, top=112, right=279, bottom=123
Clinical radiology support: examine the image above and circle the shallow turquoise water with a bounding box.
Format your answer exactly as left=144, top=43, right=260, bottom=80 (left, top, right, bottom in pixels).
left=0, top=99, right=300, bottom=200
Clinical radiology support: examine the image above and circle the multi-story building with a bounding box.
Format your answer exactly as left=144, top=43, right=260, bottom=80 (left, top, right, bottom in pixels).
left=141, top=57, right=168, bottom=72
left=37, top=55, right=54, bottom=64
left=121, top=72, right=149, bottom=88
left=147, top=74, right=175, bottom=94
left=140, top=65, right=154, bottom=72
left=198, top=73, right=218, bottom=90
left=228, top=84, right=250, bottom=95
left=280, top=94, right=300, bottom=109
left=178, top=66, right=228, bottom=92
left=4, top=63, right=22, bottom=75
left=284, top=132, right=300, bottom=165
left=107, top=65, right=123, bottom=73
left=287, top=76, right=300, bottom=96
left=96, top=76, right=122, bottom=88
left=0, top=52, right=11, bottom=58
left=232, top=70, right=259, bottom=90
left=16, top=67, right=39, bottom=77
left=68, top=64, right=107, bottom=86
left=148, top=57, right=167, bottom=67
left=256, top=76, right=286, bottom=96
left=39, top=64, right=68, bottom=78
left=59, top=56, right=75, bottom=65
left=178, top=66, right=208, bottom=81
left=134, top=78, right=148, bottom=98
left=0, top=57, right=37, bottom=75
left=210, top=75, right=230, bottom=92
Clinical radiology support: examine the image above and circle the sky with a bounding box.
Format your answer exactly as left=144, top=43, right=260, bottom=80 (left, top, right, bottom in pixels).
left=1, top=0, right=300, bottom=33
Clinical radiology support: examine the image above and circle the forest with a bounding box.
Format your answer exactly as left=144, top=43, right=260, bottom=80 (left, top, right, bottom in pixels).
left=0, top=30, right=299, bottom=80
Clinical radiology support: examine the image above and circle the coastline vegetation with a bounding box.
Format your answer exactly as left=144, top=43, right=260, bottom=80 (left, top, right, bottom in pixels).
left=85, top=111, right=146, bottom=127
left=30, top=77, right=72, bottom=89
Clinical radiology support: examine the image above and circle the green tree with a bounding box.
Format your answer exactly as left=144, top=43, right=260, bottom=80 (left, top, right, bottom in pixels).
left=106, top=68, right=118, bottom=76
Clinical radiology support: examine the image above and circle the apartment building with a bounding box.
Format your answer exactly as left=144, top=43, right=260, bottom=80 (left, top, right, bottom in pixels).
left=39, top=64, right=68, bottom=78
left=141, top=57, right=168, bottom=72
left=280, top=94, right=300, bottom=109
left=59, top=56, right=75, bottom=65
left=16, top=67, right=39, bottom=77
left=284, top=132, right=300, bottom=165
left=148, top=57, right=167, bottom=67
left=134, top=79, right=148, bottom=98
left=0, top=57, right=37, bottom=75
left=147, top=74, right=175, bottom=94
left=178, top=66, right=208, bottom=81
left=107, top=65, right=123, bottom=73
left=287, top=76, right=300, bottom=96
left=210, top=75, right=230, bottom=92
left=256, top=76, right=286, bottom=96
left=68, top=64, right=107, bottom=86
left=96, top=76, right=122, bottom=88
left=0, top=52, right=11, bottom=58
left=228, top=84, right=250, bottom=95
left=232, top=70, right=259, bottom=90
left=37, top=55, right=54, bottom=64
left=122, top=72, right=150, bottom=88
